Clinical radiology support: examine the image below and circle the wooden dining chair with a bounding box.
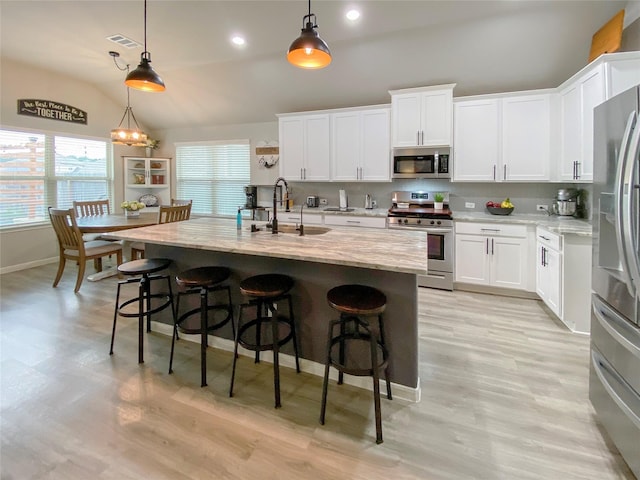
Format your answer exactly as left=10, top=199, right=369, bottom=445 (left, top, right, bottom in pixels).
left=73, top=199, right=112, bottom=241
left=48, top=207, right=123, bottom=293
left=73, top=199, right=111, bottom=217
left=130, top=203, right=192, bottom=260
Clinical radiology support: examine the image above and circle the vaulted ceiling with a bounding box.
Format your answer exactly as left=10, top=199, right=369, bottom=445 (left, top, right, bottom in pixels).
left=0, top=1, right=630, bottom=130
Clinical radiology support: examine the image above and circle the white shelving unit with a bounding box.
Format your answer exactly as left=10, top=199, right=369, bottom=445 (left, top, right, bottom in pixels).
left=123, top=156, right=171, bottom=212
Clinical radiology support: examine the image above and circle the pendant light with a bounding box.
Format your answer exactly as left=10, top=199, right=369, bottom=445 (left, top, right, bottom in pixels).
left=125, top=0, right=165, bottom=92
left=110, top=52, right=148, bottom=146
left=287, top=0, right=331, bottom=69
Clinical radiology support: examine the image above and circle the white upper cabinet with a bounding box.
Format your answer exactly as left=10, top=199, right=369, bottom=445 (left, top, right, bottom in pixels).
left=331, top=106, right=390, bottom=182
left=389, top=84, right=455, bottom=148
left=453, top=91, right=551, bottom=182
left=278, top=113, right=331, bottom=182
left=555, top=52, right=640, bottom=183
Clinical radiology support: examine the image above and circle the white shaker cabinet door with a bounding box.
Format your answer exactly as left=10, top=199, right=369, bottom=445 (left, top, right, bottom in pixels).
left=501, top=94, right=550, bottom=181
left=453, top=99, right=499, bottom=181
left=455, top=234, right=491, bottom=284
left=303, top=114, right=331, bottom=181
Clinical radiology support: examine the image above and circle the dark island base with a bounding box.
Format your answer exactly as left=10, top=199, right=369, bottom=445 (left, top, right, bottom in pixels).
left=146, top=244, right=419, bottom=393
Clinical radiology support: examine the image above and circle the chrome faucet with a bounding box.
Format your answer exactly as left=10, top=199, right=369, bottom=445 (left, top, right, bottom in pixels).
left=272, top=176, right=289, bottom=234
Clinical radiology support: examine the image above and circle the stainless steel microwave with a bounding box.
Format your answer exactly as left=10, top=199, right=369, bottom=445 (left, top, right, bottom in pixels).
left=392, top=147, right=451, bottom=179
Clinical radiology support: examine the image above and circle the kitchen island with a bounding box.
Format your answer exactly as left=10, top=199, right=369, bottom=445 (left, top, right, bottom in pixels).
left=106, top=217, right=427, bottom=400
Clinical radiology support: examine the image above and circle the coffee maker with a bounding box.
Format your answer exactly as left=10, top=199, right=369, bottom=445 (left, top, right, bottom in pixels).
left=244, top=185, right=257, bottom=209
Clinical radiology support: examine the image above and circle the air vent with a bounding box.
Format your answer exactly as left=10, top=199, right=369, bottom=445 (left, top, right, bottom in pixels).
left=106, top=34, right=141, bottom=49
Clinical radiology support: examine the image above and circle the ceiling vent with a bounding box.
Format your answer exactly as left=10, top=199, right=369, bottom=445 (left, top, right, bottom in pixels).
left=106, top=34, right=141, bottom=49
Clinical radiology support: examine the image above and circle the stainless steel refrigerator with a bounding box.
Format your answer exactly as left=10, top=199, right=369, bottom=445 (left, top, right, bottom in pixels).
left=590, top=84, right=640, bottom=478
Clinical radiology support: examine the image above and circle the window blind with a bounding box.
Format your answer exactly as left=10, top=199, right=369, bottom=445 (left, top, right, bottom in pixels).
left=175, top=140, right=250, bottom=216
left=0, top=129, right=112, bottom=227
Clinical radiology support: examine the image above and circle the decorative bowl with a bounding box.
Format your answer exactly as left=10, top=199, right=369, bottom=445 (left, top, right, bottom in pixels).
left=487, top=206, right=514, bottom=216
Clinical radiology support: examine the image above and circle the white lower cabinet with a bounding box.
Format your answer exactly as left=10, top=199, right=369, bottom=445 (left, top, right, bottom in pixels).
left=455, top=222, right=533, bottom=291
left=536, top=228, right=562, bottom=318
left=535, top=226, right=591, bottom=333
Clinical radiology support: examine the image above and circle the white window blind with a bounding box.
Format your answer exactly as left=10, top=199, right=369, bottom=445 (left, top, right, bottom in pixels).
left=175, top=140, right=250, bottom=216
left=0, top=129, right=113, bottom=227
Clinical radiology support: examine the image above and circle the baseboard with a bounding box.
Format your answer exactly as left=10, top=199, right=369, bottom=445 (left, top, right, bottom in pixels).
left=0, top=257, right=57, bottom=275
left=152, top=321, right=421, bottom=403
left=454, top=282, right=539, bottom=300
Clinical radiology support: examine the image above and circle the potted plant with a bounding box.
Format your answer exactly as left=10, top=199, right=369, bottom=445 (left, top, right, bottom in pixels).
left=121, top=200, right=145, bottom=217
left=434, top=193, right=445, bottom=210
left=145, top=138, right=160, bottom=158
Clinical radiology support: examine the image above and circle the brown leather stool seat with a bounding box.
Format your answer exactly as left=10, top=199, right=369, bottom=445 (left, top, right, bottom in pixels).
left=320, top=284, right=392, bottom=444
left=169, top=266, right=234, bottom=387
left=229, top=273, right=300, bottom=408
left=110, top=258, right=176, bottom=363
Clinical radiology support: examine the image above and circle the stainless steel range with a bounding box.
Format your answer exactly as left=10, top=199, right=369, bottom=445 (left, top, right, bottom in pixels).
left=388, top=191, right=453, bottom=290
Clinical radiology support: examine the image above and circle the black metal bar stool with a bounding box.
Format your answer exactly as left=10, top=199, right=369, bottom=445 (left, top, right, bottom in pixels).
left=229, top=273, right=300, bottom=408
left=110, top=258, right=175, bottom=363
left=169, top=266, right=234, bottom=387
left=320, top=284, right=392, bottom=444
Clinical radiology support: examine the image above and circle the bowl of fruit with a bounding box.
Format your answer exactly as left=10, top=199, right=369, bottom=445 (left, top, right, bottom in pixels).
left=486, top=198, right=514, bottom=215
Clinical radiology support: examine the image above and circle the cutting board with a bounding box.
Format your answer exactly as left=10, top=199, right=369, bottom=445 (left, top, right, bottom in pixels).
left=589, top=9, right=625, bottom=62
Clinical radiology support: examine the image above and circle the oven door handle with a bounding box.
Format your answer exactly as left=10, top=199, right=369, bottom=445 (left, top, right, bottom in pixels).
left=425, top=228, right=453, bottom=234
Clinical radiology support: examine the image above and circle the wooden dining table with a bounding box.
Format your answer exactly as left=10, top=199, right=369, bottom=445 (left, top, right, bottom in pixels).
left=76, top=212, right=158, bottom=234
left=75, top=212, right=158, bottom=281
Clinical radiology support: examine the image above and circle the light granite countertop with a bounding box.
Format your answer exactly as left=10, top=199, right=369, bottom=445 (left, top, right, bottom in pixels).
left=453, top=212, right=592, bottom=236
left=106, top=217, right=427, bottom=275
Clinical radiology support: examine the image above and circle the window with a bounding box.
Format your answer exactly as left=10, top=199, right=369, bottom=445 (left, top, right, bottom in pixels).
left=0, top=128, right=113, bottom=227
left=175, top=140, right=250, bottom=216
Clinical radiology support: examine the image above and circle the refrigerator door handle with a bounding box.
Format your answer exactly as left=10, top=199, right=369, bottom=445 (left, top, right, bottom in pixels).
left=614, top=111, right=637, bottom=297
left=593, top=295, right=640, bottom=359
left=622, top=113, right=640, bottom=297
left=591, top=349, right=640, bottom=430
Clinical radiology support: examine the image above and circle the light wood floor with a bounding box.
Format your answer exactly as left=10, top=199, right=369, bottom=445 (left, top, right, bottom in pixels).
left=0, top=263, right=635, bottom=479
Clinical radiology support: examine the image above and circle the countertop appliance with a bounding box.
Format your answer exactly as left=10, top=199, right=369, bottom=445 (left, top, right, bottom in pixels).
left=590, top=84, right=640, bottom=478
left=392, top=147, right=451, bottom=179
left=387, top=191, right=453, bottom=290
left=365, top=194, right=373, bottom=209
left=244, top=185, right=257, bottom=209
left=553, top=188, right=579, bottom=217
left=306, top=195, right=319, bottom=208
left=339, top=189, right=348, bottom=209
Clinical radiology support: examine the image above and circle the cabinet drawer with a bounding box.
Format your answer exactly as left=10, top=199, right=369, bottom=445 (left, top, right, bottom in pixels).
left=536, top=227, right=561, bottom=250
left=455, top=221, right=527, bottom=238
left=280, top=213, right=323, bottom=225
left=324, top=215, right=387, bottom=229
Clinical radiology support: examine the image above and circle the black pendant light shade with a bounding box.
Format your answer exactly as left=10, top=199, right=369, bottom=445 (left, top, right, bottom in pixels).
left=125, top=0, right=165, bottom=92
left=287, top=0, right=331, bottom=69
left=125, top=51, right=165, bottom=92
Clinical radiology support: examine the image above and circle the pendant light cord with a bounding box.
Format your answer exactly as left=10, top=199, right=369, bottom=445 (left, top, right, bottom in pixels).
left=143, top=0, right=148, bottom=53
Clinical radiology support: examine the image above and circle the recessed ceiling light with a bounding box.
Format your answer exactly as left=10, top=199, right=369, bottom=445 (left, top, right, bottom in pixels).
left=231, top=35, right=246, bottom=46
left=346, top=9, right=360, bottom=21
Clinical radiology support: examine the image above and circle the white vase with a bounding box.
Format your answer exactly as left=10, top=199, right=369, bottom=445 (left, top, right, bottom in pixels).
left=145, top=147, right=152, bottom=158
left=434, top=202, right=444, bottom=210
left=125, top=209, right=140, bottom=218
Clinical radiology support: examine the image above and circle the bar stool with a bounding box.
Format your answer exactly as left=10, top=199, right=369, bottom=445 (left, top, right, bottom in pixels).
left=320, top=284, right=392, bottom=444
left=110, top=258, right=175, bottom=363
left=229, top=273, right=300, bottom=408
left=169, top=266, right=234, bottom=387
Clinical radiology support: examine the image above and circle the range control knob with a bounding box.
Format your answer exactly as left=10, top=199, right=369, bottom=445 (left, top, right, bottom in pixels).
left=403, top=218, right=408, bottom=224
left=416, top=219, right=421, bottom=225
left=429, top=220, right=435, bottom=225
left=436, top=220, right=442, bottom=225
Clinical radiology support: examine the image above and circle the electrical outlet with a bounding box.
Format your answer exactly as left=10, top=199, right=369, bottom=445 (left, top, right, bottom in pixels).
left=319, top=198, right=328, bottom=205
left=537, top=204, right=549, bottom=212
left=465, top=202, right=475, bottom=209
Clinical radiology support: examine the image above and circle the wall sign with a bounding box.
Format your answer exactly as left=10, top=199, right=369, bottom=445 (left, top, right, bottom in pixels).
left=17, top=99, right=87, bottom=125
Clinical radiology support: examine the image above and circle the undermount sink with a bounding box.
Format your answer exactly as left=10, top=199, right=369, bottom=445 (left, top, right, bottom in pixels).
left=323, top=207, right=355, bottom=212
left=273, top=224, right=331, bottom=235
